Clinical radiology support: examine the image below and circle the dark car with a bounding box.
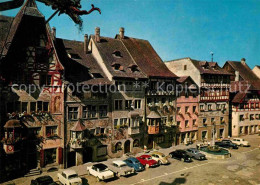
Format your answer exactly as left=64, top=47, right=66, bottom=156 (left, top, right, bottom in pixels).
left=31, top=175, right=58, bottom=185
left=186, top=148, right=207, bottom=160
left=215, top=140, right=238, bottom=149
left=124, top=157, right=145, bottom=172
left=169, top=150, right=192, bottom=162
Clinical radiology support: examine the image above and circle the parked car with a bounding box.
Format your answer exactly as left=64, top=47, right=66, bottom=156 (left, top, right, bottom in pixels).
left=150, top=151, right=170, bottom=165
left=136, top=154, right=159, bottom=168
left=57, top=169, right=82, bottom=185
left=106, top=160, right=135, bottom=177
left=231, top=138, right=250, bottom=147
left=169, top=150, right=192, bottom=162
left=124, top=157, right=144, bottom=172
left=186, top=148, right=206, bottom=160
left=31, top=175, right=58, bottom=185
left=215, top=140, right=238, bottom=149
left=87, top=163, right=114, bottom=182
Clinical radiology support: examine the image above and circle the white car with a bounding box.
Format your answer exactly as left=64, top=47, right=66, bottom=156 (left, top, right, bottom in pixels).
left=57, top=169, right=82, bottom=185
left=87, top=163, right=115, bottom=181
left=231, top=138, right=250, bottom=147
left=106, top=160, right=135, bottom=177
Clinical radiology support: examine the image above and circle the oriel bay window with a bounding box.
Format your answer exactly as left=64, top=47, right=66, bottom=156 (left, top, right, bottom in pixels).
left=68, top=107, right=78, bottom=120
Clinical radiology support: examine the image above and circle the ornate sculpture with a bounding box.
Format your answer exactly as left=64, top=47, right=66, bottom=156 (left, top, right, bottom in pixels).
left=0, top=0, right=101, bottom=27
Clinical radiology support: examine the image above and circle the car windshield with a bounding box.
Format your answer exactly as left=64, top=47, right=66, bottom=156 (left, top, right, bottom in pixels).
left=68, top=174, right=78, bottom=179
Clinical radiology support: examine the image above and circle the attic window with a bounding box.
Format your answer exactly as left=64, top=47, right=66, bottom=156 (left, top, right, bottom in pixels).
left=112, top=51, right=122, bottom=58
left=129, top=64, right=139, bottom=72
left=114, top=64, right=121, bottom=70
left=92, top=73, right=103, bottom=78
left=68, top=53, right=81, bottom=59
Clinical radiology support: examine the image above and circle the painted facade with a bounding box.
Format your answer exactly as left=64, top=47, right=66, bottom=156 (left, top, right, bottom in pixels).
left=166, top=58, right=231, bottom=141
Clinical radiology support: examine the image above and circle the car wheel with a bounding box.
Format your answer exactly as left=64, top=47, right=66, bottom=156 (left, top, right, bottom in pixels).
left=97, top=177, right=100, bottom=182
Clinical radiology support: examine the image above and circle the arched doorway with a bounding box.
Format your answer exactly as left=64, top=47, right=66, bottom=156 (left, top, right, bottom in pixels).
left=115, top=142, right=122, bottom=152
left=124, top=140, right=130, bottom=153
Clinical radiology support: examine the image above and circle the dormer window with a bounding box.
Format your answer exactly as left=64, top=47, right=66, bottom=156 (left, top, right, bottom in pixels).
left=112, top=51, right=122, bottom=58
left=68, top=53, right=81, bottom=60
left=128, top=64, right=139, bottom=72
left=112, top=62, right=123, bottom=71
left=92, top=73, right=103, bottom=78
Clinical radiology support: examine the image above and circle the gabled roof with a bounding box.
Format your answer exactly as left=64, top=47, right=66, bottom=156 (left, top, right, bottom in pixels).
left=91, top=35, right=147, bottom=79
left=232, top=92, right=247, bottom=103
left=226, top=61, right=260, bottom=90
left=1, top=0, right=44, bottom=57
left=117, top=35, right=177, bottom=79
left=55, top=38, right=111, bottom=85
left=70, top=120, right=86, bottom=131
left=189, top=59, right=231, bottom=75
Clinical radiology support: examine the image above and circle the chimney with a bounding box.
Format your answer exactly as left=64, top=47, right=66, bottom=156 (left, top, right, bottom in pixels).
left=95, top=27, right=100, bottom=43
left=241, top=58, right=246, bottom=65
left=84, top=34, right=88, bottom=54
left=52, top=27, right=56, bottom=41
left=235, top=71, right=240, bottom=81
left=119, top=27, right=125, bottom=39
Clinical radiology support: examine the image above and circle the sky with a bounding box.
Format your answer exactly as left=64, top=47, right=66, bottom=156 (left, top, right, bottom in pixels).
left=1, top=0, right=260, bottom=68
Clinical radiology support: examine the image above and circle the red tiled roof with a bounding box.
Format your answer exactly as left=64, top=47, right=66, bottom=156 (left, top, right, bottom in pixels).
left=227, top=61, right=260, bottom=90
left=55, top=38, right=111, bottom=85
left=232, top=92, right=247, bottom=103
left=190, top=59, right=232, bottom=75
left=91, top=35, right=147, bottom=79
left=118, top=35, right=177, bottom=79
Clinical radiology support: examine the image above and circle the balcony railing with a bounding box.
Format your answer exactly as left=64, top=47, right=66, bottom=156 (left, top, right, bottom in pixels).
left=148, top=126, right=159, bottom=134
left=128, top=127, right=140, bottom=135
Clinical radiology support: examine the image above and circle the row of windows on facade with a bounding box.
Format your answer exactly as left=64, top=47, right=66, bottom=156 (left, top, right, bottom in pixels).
left=28, top=125, right=57, bottom=137
left=177, top=119, right=197, bottom=128
left=7, top=101, right=49, bottom=113
left=201, top=75, right=230, bottom=83
left=70, top=127, right=106, bottom=139
left=147, top=97, right=174, bottom=104
left=115, top=81, right=175, bottom=91
left=200, top=90, right=229, bottom=96
left=201, top=129, right=225, bottom=140
left=238, top=102, right=260, bottom=109
left=200, top=104, right=226, bottom=111
left=113, top=117, right=141, bottom=128
left=202, top=117, right=226, bottom=125
left=68, top=105, right=108, bottom=120
left=177, top=106, right=198, bottom=114
left=239, top=114, right=260, bottom=121
left=239, top=125, right=259, bottom=134
left=114, top=99, right=142, bottom=110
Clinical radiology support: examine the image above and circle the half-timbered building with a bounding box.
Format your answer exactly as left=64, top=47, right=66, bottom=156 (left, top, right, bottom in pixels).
left=166, top=58, right=231, bottom=141
left=223, top=58, right=260, bottom=136
left=0, top=0, right=64, bottom=177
